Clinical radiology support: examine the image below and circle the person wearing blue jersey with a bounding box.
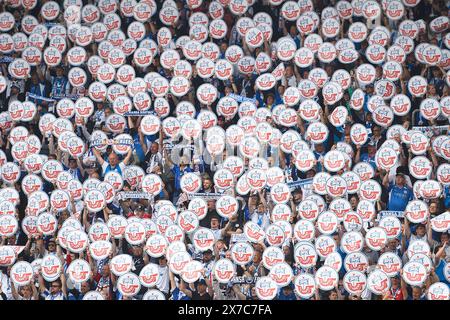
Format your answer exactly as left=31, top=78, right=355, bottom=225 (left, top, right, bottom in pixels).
left=383, top=172, right=414, bottom=212
left=93, top=147, right=133, bottom=177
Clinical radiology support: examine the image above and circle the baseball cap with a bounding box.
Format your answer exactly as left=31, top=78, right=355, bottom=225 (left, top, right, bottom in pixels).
left=196, top=279, right=207, bottom=287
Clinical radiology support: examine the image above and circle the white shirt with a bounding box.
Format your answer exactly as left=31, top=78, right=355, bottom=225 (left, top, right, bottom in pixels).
left=101, top=161, right=126, bottom=176
left=250, top=211, right=271, bottom=231
left=43, top=290, right=65, bottom=300
left=0, top=273, right=12, bottom=300
left=156, top=265, right=170, bottom=294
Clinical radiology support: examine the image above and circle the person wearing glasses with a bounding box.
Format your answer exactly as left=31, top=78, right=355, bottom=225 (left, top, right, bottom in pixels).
left=38, top=273, right=68, bottom=301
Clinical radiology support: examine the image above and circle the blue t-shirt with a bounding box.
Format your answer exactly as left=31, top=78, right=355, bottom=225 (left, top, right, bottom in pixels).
left=360, top=153, right=377, bottom=170
left=435, top=259, right=450, bottom=285
left=171, top=287, right=191, bottom=300
left=387, top=183, right=413, bottom=211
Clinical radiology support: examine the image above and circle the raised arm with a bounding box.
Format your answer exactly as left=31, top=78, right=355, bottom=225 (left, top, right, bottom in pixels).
left=122, top=148, right=133, bottom=166
left=179, top=279, right=193, bottom=298
left=232, top=284, right=247, bottom=299
left=92, top=148, right=105, bottom=166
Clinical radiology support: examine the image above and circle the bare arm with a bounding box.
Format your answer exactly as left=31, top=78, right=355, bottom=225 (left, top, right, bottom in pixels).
left=10, top=280, right=19, bottom=300
left=122, top=148, right=133, bottom=166
left=179, top=279, right=193, bottom=298
left=60, top=273, right=68, bottom=298
left=232, top=284, right=246, bottom=300
left=92, top=148, right=105, bottom=166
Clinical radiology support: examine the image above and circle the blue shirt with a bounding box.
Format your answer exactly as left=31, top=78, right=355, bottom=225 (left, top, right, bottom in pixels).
left=171, top=287, right=191, bottom=300
left=360, top=153, right=377, bottom=170
left=387, top=183, right=413, bottom=211
left=435, top=259, right=450, bottom=285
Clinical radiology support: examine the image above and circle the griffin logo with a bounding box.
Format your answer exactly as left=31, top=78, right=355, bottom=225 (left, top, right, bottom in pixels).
left=119, top=283, right=138, bottom=294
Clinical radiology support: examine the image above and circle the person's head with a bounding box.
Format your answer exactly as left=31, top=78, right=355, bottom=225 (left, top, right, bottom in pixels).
left=217, top=115, right=225, bottom=127
left=282, top=285, right=293, bottom=296
left=202, top=176, right=213, bottom=190
left=427, top=84, right=437, bottom=96
left=224, top=85, right=233, bottom=96
left=315, top=143, right=325, bottom=153
left=332, top=232, right=340, bottom=246
left=108, top=152, right=119, bottom=167
left=367, top=142, right=376, bottom=155
left=349, top=195, right=359, bottom=209
left=256, top=201, right=266, bottom=214
left=285, top=65, right=294, bottom=77
left=366, top=84, right=374, bottom=95
left=266, top=93, right=275, bottom=105
left=415, top=223, right=426, bottom=237
left=20, top=284, right=33, bottom=298
left=207, top=199, right=216, bottom=211
left=31, top=72, right=39, bottom=85
left=150, top=142, right=159, bottom=155
left=104, top=107, right=113, bottom=118
left=440, top=232, right=449, bottom=245
left=391, top=275, right=400, bottom=287
left=292, top=189, right=302, bottom=203
left=429, top=201, right=439, bottom=215
left=131, top=245, right=143, bottom=257
left=253, top=249, right=262, bottom=264
left=411, top=286, right=422, bottom=300
left=432, top=67, right=441, bottom=78
left=282, top=245, right=291, bottom=257
left=56, top=66, right=65, bottom=77
left=216, top=239, right=227, bottom=251
left=210, top=217, right=220, bottom=229
left=395, top=173, right=406, bottom=187
left=250, top=286, right=257, bottom=299
left=50, top=280, right=62, bottom=295
left=349, top=294, right=361, bottom=300
left=220, top=42, right=228, bottom=53
left=329, top=290, right=338, bottom=300
left=203, top=249, right=213, bottom=263
left=102, top=264, right=110, bottom=277
left=434, top=243, right=447, bottom=259
left=372, top=125, right=381, bottom=138
left=47, top=239, right=56, bottom=252
left=158, top=256, right=167, bottom=267
left=289, top=25, right=297, bottom=37
left=344, top=134, right=351, bottom=144
left=80, top=281, right=91, bottom=294
left=249, top=193, right=259, bottom=205
left=68, top=157, right=77, bottom=169
left=195, top=279, right=207, bottom=294
left=387, top=238, right=399, bottom=251
left=306, top=169, right=316, bottom=179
